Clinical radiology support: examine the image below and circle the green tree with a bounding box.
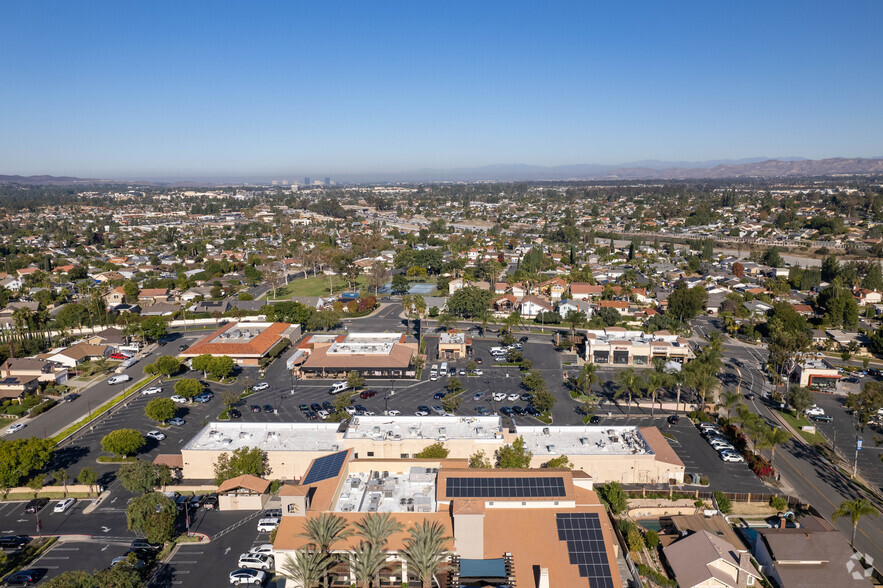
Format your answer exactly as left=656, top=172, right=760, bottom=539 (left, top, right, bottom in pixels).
left=863, top=263, right=883, bottom=291
left=645, top=529, right=659, bottom=550
left=346, top=370, right=365, bottom=390
left=298, top=512, right=354, bottom=588
left=844, top=382, right=883, bottom=429
left=832, top=498, right=879, bottom=546
left=542, top=455, right=573, bottom=469
left=190, top=353, right=214, bottom=375
left=77, top=467, right=98, bottom=492
left=101, top=429, right=145, bottom=458
left=152, top=355, right=181, bottom=376
left=468, top=450, right=492, bottom=468
left=174, top=377, right=204, bottom=400
left=354, top=511, right=405, bottom=549
left=118, top=459, right=172, bottom=494
left=46, top=567, right=143, bottom=588
left=719, top=390, right=742, bottom=419
left=758, top=426, right=791, bottom=462
left=447, top=286, right=493, bottom=319
left=213, top=446, right=269, bottom=484
left=596, top=482, right=628, bottom=514
left=126, top=491, right=177, bottom=544
left=614, top=368, right=646, bottom=418
left=667, top=280, right=708, bottom=325
left=0, top=437, right=55, bottom=489
left=521, top=369, right=547, bottom=394
left=416, top=442, right=450, bottom=459
left=145, top=397, right=176, bottom=423
left=647, top=364, right=674, bottom=418
left=280, top=549, right=332, bottom=588
left=531, top=390, right=556, bottom=413
left=348, top=542, right=387, bottom=588
left=208, top=355, right=234, bottom=380
left=786, top=385, right=813, bottom=414
left=714, top=490, right=733, bottom=514
left=53, top=468, right=68, bottom=495
left=495, top=436, right=533, bottom=468
left=139, top=316, right=167, bottom=342
left=400, top=520, right=451, bottom=588
left=391, top=273, right=410, bottom=294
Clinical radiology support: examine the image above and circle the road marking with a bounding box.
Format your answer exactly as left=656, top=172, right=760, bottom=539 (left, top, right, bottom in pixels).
left=174, top=560, right=198, bottom=564
left=42, top=556, right=70, bottom=560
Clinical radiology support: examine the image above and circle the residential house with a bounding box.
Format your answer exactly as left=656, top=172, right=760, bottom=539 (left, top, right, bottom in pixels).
left=138, top=288, right=170, bottom=304
left=570, top=282, right=601, bottom=300
left=491, top=294, right=517, bottom=315
left=104, top=286, right=127, bottom=306
left=191, top=300, right=231, bottom=315
left=47, top=343, right=109, bottom=368
left=140, top=302, right=181, bottom=317
left=0, top=358, right=68, bottom=385
left=664, top=530, right=760, bottom=588
left=557, top=299, right=592, bottom=319
left=753, top=516, right=872, bottom=588
left=854, top=289, right=883, bottom=306
left=519, top=296, right=553, bottom=319
left=538, top=277, right=567, bottom=301
left=598, top=300, right=630, bottom=316
left=0, top=375, right=39, bottom=401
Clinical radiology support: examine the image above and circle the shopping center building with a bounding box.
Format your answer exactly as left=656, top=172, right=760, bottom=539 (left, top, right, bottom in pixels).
left=583, top=328, right=694, bottom=366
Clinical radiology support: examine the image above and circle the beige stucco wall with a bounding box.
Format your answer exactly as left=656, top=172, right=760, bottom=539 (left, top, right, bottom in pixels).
left=182, top=448, right=330, bottom=480
left=219, top=493, right=266, bottom=510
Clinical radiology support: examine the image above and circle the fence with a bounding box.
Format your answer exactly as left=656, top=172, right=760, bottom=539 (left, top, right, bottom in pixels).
left=620, top=485, right=800, bottom=507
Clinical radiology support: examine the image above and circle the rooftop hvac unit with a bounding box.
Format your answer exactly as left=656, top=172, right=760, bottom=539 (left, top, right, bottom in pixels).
left=579, top=437, right=588, bottom=445
left=494, top=433, right=503, bottom=440
left=547, top=445, right=555, bottom=452
left=439, top=427, right=446, bottom=435
left=438, top=436, right=446, bottom=442
left=543, top=428, right=551, bottom=435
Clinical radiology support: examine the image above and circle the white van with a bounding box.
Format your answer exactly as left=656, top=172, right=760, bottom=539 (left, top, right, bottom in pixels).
left=489, top=347, right=506, bottom=355
left=329, top=382, right=350, bottom=395
left=429, top=364, right=438, bottom=381
left=107, top=374, right=132, bottom=385
left=440, top=362, right=448, bottom=376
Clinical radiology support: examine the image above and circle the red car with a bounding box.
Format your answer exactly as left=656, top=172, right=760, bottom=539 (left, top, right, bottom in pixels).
left=359, top=390, right=377, bottom=399
left=109, top=353, right=130, bottom=360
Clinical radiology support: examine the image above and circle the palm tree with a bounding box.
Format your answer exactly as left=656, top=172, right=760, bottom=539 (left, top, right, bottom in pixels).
left=758, top=425, right=791, bottom=462
left=614, top=368, right=646, bottom=419
left=354, top=512, right=404, bottom=549
left=281, top=548, right=333, bottom=588
left=299, top=513, right=353, bottom=587
left=349, top=542, right=387, bottom=588
left=400, top=520, right=451, bottom=588
left=720, top=390, right=742, bottom=420
left=833, top=498, right=879, bottom=546
left=646, top=366, right=673, bottom=418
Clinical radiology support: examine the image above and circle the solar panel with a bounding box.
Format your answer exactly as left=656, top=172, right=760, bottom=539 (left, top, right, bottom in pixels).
left=556, top=513, right=614, bottom=588
left=445, top=476, right=566, bottom=498
left=301, top=450, right=347, bottom=485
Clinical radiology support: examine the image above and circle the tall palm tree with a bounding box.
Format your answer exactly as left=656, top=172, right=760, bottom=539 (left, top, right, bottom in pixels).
left=353, top=512, right=404, bottom=587
left=614, top=368, right=646, bottom=419
left=354, top=512, right=404, bottom=549
left=280, top=548, right=332, bottom=588
left=349, top=542, right=387, bottom=588
left=720, top=390, right=742, bottom=420
left=400, top=520, right=451, bottom=588
left=758, top=425, right=791, bottom=462
left=833, top=498, right=879, bottom=546
left=299, top=513, right=353, bottom=587
left=646, top=366, right=673, bottom=418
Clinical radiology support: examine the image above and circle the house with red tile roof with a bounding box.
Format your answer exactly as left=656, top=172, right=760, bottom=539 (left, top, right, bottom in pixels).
left=179, top=321, right=301, bottom=367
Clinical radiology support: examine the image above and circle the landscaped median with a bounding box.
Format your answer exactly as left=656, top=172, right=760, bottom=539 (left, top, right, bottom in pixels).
left=51, top=375, right=161, bottom=445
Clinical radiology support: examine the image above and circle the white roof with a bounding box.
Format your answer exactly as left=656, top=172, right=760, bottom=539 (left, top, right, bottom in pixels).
left=182, top=422, right=341, bottom=452
left=344, top=416, right=504, bottom=442
left=517, top=425, right=653, bottom=456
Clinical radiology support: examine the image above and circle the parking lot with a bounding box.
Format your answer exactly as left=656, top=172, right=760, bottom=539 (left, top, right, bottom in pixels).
left=29, top=540, right=133, bottom=584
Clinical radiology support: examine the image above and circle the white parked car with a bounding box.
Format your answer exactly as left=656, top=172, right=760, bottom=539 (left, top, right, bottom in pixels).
left=507, top=393, right=520, bottom=402
left=141, top=387, right=162, bottom=395
left=248, top=544, right=274, bottom=556
left=229, top=569, right=266, bottom=585
left=252, top=382, right=269, bottom=392
left=146, top=430, right=166, bottom=441
left=415, top=409, right=430, bottom=416
left=54, top=498, right=76, bottom=513
left=719, top=451, right=745, bottom=463
left=256, top=517, right=280, bottom=532
left=171, top=395, right=188, bottom=403
left=493, top=393, right=507, bottom=402
left=317, top=410, right=330, bottom=420
left=344, top=406, right=357, bottom=415
left=386, top=410, right=401, bottom=416
left=237, top=552, right=274, bottom=571
left=5, top=423, right=26, bottom=435
left=804, top=406, right=825, bottom=417
left=709, top=439, right=734, bottom=450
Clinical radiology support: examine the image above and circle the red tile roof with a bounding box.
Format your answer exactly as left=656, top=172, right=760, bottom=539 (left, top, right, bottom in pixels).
left=182, top=322, right=292, bottom=357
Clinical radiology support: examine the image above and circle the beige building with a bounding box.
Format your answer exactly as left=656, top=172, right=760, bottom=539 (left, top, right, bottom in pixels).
left=437, top=330, right=471, bottom=359
left=295, top=332, right=418, bottom=379
left=793, top=359, right=840, bottom=390
left=217, top=474, right=271, bottom=510
left=179, top=417, right=684, bottom=484
left=273, top=450, right=621, bottom=588
left=179, top=321, right=301, bottom=367
left=584, top=328, right=693, bottom=366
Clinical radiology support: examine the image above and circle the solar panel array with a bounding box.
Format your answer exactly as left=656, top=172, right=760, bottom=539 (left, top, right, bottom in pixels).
left=301, top=450, right=347, bottom=485
left=445, top=476, right=566, bottom=498
left=556, top=513, right=614, bottom=588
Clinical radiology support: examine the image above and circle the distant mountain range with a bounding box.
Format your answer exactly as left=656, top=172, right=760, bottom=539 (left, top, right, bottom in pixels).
left=2, top=156, right=883, bottom=186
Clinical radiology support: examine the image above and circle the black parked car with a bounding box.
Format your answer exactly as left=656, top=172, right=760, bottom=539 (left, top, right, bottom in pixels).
left=4, top=569, right=42, bottom=585
left=0, top=535, right=31, bottom=550
left=322, top=401, right=334, bottom=411
left=589, top=415, right=601, bottom=424
left=305, top=410, right=318, bottom=420
left=667, top=415, right=680, bottom=425
left=511, top=405, right=525, bottom=416
left=526, top=406, right=541, bottom=417
left=64, top=393, right=80, bottom=402
left=499, top=407, right=514, bottom=417
left=299, top=404, right=310, bottom=412
left=23, top=498, right=48, bottom=513
left=201, top=494, right=219, bottom=510
left=263, top=404, right=275, bottom=413
left=310, top=403, right=323, bottom=412
left=228, top=409, right=241, bottom=419
left=250, top=405, right=261, bottom=413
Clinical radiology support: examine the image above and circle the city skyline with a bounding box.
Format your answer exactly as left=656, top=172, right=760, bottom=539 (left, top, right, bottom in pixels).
left=2, top=1, right=882, bottom=177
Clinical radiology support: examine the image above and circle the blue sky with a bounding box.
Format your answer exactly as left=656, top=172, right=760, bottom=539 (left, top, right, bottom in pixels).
left=2, top=1, right=882, bottom=179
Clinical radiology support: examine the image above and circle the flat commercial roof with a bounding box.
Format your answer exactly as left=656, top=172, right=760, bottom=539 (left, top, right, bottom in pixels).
left=182, top=422, right=341, bottom=452
left=517, top=426, right=653, bottom=456
left=344, top=416, right=504, bottom=441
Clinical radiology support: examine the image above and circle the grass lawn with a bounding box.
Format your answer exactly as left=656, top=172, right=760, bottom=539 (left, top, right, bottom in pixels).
left=268, top=275, right=369, bottom=299
left=777, top=410, right=827, bottom=446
